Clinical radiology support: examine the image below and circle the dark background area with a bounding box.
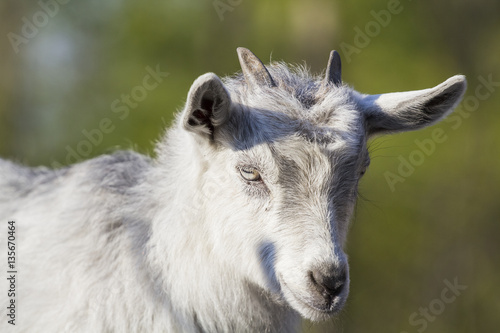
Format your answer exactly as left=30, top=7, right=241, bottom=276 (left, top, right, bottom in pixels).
left=1, top=1, right=499, bottom=332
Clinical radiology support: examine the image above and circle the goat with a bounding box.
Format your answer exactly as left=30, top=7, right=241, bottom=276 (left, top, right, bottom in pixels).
left=0, top=47, right=466, bottom=332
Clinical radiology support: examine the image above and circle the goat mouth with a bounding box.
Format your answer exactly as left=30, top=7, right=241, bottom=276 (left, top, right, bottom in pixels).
left=278, top=276, right=345, bottom=319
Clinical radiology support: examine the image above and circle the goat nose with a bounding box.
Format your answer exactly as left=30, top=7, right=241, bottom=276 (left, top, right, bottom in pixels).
left=308, top=264, right=347, bottom=300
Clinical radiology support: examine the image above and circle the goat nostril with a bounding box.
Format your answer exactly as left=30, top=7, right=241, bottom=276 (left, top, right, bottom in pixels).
left=329, top=277, right=345, bottom=298
left=309, top=267, right=346, bottom=299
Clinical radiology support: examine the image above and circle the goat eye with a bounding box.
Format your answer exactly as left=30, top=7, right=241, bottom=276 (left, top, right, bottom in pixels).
left=240, top=167, right=261, bottom=181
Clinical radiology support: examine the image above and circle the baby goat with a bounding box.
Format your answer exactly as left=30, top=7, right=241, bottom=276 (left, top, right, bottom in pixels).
left=0, top=48, right=466, bottom=332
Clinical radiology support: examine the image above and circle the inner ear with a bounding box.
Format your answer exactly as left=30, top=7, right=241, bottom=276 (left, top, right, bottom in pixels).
left=421, top=84, right=463, bottom=121
left=183, top=73, right=231, bottom=140
left=188, top=97, right=217, bottom=135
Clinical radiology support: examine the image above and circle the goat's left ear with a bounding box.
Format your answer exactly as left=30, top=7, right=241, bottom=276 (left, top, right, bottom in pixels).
left=361, top=75, right=467, bottom=136
left=182, top=73, right=231, bottom=139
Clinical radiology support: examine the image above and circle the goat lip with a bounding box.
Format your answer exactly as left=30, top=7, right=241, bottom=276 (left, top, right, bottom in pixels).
left=278, top=275, right=343, bottom=317
left=298, top=295, right=343, bottom=315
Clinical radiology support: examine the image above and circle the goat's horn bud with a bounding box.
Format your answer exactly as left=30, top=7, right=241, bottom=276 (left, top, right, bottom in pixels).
left=323, top=50, right=342, bottom=86
left=237, top=47, right=276, bottom=88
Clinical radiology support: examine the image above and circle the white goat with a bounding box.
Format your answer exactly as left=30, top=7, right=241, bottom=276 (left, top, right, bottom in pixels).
left=0, top=48, right=466, bottom=332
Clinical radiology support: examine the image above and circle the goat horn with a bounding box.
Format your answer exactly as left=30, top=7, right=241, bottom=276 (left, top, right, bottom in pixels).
left=323, top=50, right=342, bottom=86
left=237, top=47, right=276, bottom=88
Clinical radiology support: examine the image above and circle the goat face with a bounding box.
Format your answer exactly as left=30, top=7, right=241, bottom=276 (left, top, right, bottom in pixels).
left=178, top=48, right=466, bottom=321
left=230, top=134, right=365, bottom=320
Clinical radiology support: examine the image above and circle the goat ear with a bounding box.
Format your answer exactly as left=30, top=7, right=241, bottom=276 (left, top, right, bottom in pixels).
left=361, top=75, right=467, bottom=136
left=182, top=73, right=231, bottom=139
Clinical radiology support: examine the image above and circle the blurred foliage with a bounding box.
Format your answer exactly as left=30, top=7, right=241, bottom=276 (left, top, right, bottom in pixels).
left=1, top=0, right=499, bottom=332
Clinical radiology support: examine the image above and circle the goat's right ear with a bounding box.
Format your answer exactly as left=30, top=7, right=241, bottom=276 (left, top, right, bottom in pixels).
left=182, top=73, right=231, bottom=139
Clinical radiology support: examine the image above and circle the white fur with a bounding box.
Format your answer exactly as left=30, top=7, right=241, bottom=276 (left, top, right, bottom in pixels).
left=0, top=50, right=466, bottom=332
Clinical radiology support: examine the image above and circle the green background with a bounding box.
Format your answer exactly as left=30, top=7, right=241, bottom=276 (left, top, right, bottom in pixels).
left=1, top=1, right=499, bottom=332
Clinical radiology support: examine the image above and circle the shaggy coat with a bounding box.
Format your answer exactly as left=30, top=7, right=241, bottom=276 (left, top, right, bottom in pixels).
left=0, top=48, right=466, bottom=332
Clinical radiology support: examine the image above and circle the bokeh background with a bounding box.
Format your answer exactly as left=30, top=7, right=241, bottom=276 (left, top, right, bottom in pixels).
left=1, top=1, right=499, bottom=332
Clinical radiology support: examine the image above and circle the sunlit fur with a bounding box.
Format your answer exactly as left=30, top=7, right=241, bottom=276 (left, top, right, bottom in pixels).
left=0, top=52, right=466, bottom=332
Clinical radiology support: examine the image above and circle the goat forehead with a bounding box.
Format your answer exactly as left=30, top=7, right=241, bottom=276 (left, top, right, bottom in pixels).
left=252, top=107, right=364, bottom=150
left=272, top=138, right=331, bottom=171
left=234, top=87, right=356, bottom=124
left=234, top=133, right=361, bottom=177
left=229, top=107, right=366, bottom=167
left=270, top=136, right=360, bottom=177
